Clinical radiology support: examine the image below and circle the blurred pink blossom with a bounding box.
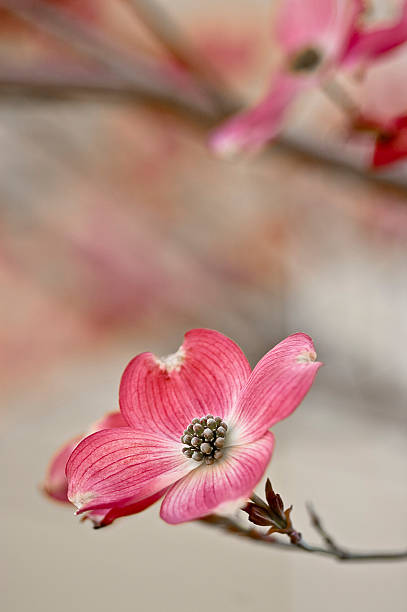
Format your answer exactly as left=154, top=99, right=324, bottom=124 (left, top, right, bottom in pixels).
left=211, top=0, right=407, bottom=155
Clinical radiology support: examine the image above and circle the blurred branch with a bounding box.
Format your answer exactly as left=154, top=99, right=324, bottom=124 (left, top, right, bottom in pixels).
left=0, top=0, right=217, bottom=111
left=0, top=71, right=219, bottom=123
left=122, top=0, right=235, bottom=114
left=0, top=1, right=407, bottom=192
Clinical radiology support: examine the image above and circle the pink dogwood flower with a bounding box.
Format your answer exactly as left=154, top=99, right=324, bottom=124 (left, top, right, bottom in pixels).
left=44, top=411, right=162, bottom=527
left=67, top=329, right=321, bottom=525
left=211, top=0, right=407, bottom=155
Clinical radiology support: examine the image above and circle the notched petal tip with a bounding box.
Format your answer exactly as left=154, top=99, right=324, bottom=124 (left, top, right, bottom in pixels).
left=296, top=348, right=317, bottom=364
left=120, top=328, right=251, bottom=437
left=70, top=491, right=96, bottom=515
left=154, top=345, right=186, bottom=374
left=288, top=332, right=322, bottom=366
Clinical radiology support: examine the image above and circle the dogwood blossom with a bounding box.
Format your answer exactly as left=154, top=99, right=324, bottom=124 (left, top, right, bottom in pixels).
left=66, top=329, right=321, bottom=525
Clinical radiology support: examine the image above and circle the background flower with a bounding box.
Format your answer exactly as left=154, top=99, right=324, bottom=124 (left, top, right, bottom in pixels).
left=211, top=0, right=407, bottom=154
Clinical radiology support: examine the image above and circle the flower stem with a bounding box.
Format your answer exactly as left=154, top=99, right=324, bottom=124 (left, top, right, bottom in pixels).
left=199, top=514, right=407, bottom=563
left=2, top=1, right=407, bottom=193
left=321, top=77, right=360, bottom=118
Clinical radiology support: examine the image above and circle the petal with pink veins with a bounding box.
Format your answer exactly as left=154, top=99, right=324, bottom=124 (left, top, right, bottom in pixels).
left=119, top=329, right=251, bottom=441
left=43, top=410, right=127, bottom=504
left=229, top=333, right=322, bottom=444
left=67, top=428, right=195, bottom=514
left=160, top=432, right=275, bottom=524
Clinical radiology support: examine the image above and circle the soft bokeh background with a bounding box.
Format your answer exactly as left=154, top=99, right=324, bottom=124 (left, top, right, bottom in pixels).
left=1, top=2, right=406, bottom=611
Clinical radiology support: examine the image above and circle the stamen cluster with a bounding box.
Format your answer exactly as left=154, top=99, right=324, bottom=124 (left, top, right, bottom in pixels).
left=181, top=415, right=228, bottom=464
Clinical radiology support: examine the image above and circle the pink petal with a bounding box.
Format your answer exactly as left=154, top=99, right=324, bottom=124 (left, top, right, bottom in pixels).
left=160, top=432, right=274, bottom=524
left=210, top=72, right=310, bottom=155
left=66, top=427, right=194, bottom=513
left=343, top=2, right=407, bottom=65
left=85, top=490, right=165, bottom=528
left=43, top=411, right=127, bottom=504
left=119, top=329, right=251, bottom=441
left=43, top=436, right=81, bottom=503
left=230, top=333, right=322, bottom=443
left=276, top=0, right=340, bottom=51
left=275, top=0, right=363, bottom=59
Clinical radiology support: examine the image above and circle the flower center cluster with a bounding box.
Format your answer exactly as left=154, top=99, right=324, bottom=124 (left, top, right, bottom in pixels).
left=181, top=415, right=228, bottom=464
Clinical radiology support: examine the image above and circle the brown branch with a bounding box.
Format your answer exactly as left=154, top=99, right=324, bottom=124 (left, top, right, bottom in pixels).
left=306, top=502, right=343, bottom=554
left=1, top=1, right=407, bottom=194
left=200, top=514, right=407, bottom=563
left=121, top=0, right=235, bottom=114
left=0, top=71, right=218, bottom=124
left=216, top=479, right=407, bottom=563
left=0, top=0, right=215, bottom=110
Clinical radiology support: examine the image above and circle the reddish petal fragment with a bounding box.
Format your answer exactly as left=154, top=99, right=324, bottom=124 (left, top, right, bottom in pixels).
left=160, top=432, right=274, bottom=524
left=66, top=428, right=194, bottom=513
left=372, top=131, right=407, bottom=167
left=230, top=333, right=321, bottom=443
left=210, top=72, right=310, bottom=155
left=395, top=114, right=407, bottom=130
left=119, top=329, right=251, bottom=440
left=43, top=436, right=81, bottom=503
left=86, top=489, right=165, bottom=528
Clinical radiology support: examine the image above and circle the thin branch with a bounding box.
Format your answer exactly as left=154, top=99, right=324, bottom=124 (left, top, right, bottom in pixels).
left=0, top=0, right=214, bottom=110
left=200, top=514, right=407, bottom=563
left=0, top=71, right=218, bottom=123
left=321, top=78, right=360, bottom=119
left=2, top=68, right=407, bottom=196
left=306, top=502, right=343, bottom=554
left=122, top=0, right=235, bottom=113
left=1, top=1, right=407, bottom=194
